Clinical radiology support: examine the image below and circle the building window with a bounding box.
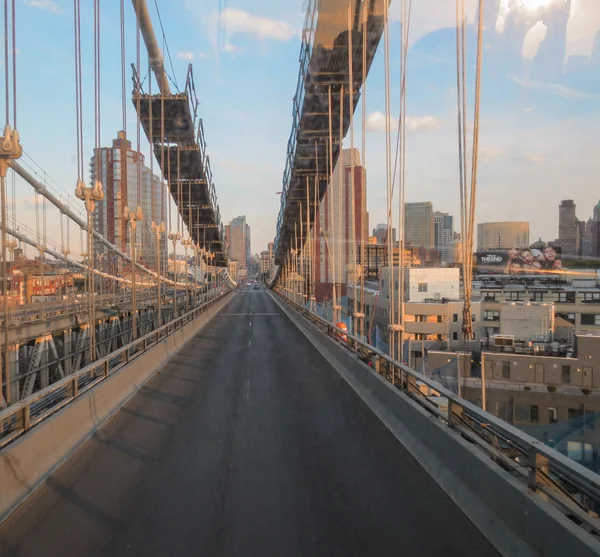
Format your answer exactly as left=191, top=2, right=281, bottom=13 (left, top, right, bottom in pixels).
left=501, top=361, right=510, bottom=379
left=437, top=334, right=443, bottom=341
left=557, top=312, right=576, bottom=324
left=548, top=407, right=558, bottom=424
left=507, top=292, right=523, bottom=301
left=583, top=293, right=600, bottom=303
left=437, top=315, right=443, bottom=323
left=562, top=365, right=571, bottom=384
left=532, top=292, right=545, bottom=302
left=514, top=404, right=530, bottom=422
left=453, top=313, right=458, bottom=323
left=581, top=314, right=600, bottom=326
left=530, top=405, right=539, bottom=424
left=472, top=314, right=476, bottom=322
left=418, top=282, right=427, bottom=293
left=483, top=291, right=496, bottom=302
left=452, top=332, right=458, bottom=341
left=568, top=407, right=583, bottom=420
left=484, top=310, right=500, bottom=321
left=557, top=292, right=576, bottom=303
left=495, top=401, right=507, bottom=421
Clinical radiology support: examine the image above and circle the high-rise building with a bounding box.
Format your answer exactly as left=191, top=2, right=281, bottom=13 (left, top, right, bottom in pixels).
left=314, top=149, right=368, bottom=288
left=91, top=131, right=166, bottom=273
left=405, top=202, right=435, bottom=249
left=555, top=199, right=581, bottom=256
left=228, top=216, right=250, bottom=270
left=372, top=223, right=396, bottom=245
left=592, top=201, right=600, bottom=258
left=434, top=212, right=453, bottom=262
left=260, top=251, right=270, bottom=275
left=582, top=218, right=594, bottom=258
left=477, top=221, right=529, bottom=250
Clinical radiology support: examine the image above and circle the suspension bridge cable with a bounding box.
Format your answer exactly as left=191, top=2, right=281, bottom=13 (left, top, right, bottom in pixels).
left=398, top=0, right=412, bottom=363
left=348, top=2, right=358, bottom=335
left=121, top=0, right=127, bottom=135
left=383, top=0, right=394, bottom=359
left=337, top=83, right=344, bottom=322
left=359, top=0, right=367, bottom=339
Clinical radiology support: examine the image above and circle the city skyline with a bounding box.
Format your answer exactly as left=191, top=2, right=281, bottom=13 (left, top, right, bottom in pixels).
left=8, top=1, right=598, bottom=255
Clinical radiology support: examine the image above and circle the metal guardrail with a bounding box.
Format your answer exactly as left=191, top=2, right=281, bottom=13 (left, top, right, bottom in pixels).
left=0, top=290, right=232, bottom=450
left=274, top=288, right=600, bottom=538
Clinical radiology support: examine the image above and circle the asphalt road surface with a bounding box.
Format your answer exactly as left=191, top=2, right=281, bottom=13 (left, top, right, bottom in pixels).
left=0, top=289, right=499, bottom=557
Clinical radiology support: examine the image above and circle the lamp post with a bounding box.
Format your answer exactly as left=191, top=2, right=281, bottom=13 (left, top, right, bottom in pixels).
left=0, top=125, right=22, bottom=406
left=124, top=205, right=143, bottom=340
left=181, top=237, right=193, bottom=312
left=151, top=221, right=165, bottom=327
left=192, top=243, right=199, bottom=306
left=75, top=178, right=104, bottom=362
left=207, top=251, right=215, bottom=299
left=168, top=231, right=181, bottom=316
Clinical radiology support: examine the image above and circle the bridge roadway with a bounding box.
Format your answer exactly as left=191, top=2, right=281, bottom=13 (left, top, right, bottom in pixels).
left=0, top=287, right=499, bottom=556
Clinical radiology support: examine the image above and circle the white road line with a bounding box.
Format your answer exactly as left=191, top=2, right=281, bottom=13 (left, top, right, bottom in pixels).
left=248, top=340, right=251, bottom=347
left=245, top=378, right=250, bottom=400
left=219, top=313, right=280, bottom=316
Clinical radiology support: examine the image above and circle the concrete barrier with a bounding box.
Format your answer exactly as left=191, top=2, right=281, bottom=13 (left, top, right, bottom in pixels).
left=0, top=291, right=234, bottom=524
left=270, top=291, right=600, bottom=557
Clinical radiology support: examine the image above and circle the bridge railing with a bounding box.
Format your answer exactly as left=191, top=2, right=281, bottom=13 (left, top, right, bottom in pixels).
left=0, top=290, right=231, bottom=450
left=274, top=288, right=600, bottom=537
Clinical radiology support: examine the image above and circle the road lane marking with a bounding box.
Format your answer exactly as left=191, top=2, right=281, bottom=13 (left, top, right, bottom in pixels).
left=219, top=313, right=280, bottom=316
left=245, top=378, right=250, bottom=400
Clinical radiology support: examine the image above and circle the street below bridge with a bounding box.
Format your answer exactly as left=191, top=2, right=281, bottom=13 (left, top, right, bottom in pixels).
left=0, top=289, right=498, bottom=556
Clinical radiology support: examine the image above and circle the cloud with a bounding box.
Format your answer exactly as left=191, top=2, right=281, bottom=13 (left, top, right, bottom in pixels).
left=197, top=52, right=210, bottom=59
left=406, top=116, right=442, bottom=133
left=509, top=75, right=600, bottom=101
left=366, top=111, right=441, bottom=134
left=522, top=154, right=546, bottom=164
left=177, top=51, right=195, bottom=61
left=478, top=147, right=504, bottom=162
left=220, top=8, right=296, bottom=42
left=23, top=0, right=60, bottom=14
left=366, top=111, right=394, bottom=133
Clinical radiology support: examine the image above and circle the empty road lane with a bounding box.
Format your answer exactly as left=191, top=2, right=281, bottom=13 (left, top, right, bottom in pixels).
left=0, top=290, right=499, bottom=557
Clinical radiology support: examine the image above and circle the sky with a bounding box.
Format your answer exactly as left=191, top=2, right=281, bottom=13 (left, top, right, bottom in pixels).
left=8, top=0, right=600, bottom=257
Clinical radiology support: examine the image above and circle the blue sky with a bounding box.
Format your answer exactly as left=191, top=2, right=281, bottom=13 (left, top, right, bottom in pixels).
left=10, top=0, right=600, bottom=255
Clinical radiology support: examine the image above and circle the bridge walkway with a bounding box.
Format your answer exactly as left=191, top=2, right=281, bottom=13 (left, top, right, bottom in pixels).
left=0, top=289, right=498, bottom=556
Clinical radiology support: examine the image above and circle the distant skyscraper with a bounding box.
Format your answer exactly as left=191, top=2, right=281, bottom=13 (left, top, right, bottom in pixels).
left=91, top=131, right=166, bottom=273
left=228, top=216, right=250, bottom=270
left=582, top=218, right=594, bottom=258
left=434, top=212, right=453, bottom=261
left=315, top=148, right=368, bottom=288
left=555, top=199, right=581, bottom=256
left=372, top=223, right=396, bottom=246
left=477, top=221, right=529, bottom=250
left=404, top=202, right=435, bottom=249
left=591, top=201, right=600, bottom=258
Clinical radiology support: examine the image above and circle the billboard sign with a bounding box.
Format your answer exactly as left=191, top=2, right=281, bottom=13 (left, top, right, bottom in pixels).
left=475, top=246, right=563, bottom=275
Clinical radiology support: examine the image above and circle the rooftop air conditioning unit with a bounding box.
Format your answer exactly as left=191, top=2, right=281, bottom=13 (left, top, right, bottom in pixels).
left=493, top=335, right=515, bottom=348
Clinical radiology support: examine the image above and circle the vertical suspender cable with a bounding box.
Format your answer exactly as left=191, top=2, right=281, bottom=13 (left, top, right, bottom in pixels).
left=4, top=0, right=8, bottom=124
left=360, top=0, right=367, bottom=340
left=398, top=0, right=412, bottom=363
left=338, top=83, right=344, bottom=322
left=327, top=85, right=336, bottom=318
left=348, top=2, right=357, bottom=335
left=383, top=0, right=394, bottom=359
